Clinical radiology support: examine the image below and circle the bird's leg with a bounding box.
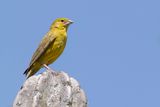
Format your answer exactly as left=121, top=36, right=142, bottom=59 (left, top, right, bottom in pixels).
left=43, top=64, right=55, bottom=72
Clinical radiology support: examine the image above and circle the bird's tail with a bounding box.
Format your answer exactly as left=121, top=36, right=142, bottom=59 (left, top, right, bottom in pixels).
left=23, top=67, right=31, bottom=79
left=24, top=66, right=40, bottom=79
left=23, top=68, right=29, bottom=75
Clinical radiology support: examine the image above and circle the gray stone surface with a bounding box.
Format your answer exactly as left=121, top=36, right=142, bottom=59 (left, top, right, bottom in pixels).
left=13, top=70, right=87, bottom=107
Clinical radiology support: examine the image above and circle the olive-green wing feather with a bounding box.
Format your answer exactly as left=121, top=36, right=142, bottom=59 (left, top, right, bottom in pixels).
left=23, top=32, right=56, bottom=75
left=29, top=32, right=56, bottom=66
left=24, top=32, right=56, bottom=75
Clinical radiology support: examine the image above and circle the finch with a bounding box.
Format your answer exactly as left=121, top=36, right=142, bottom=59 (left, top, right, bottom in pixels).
left=24, top=18, right=73, bottom=78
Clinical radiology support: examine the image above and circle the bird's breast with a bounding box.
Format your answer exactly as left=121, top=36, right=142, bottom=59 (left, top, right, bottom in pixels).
left=43, top=34, right=67, bottom=64
left=53, top=35, right=67, bottom=49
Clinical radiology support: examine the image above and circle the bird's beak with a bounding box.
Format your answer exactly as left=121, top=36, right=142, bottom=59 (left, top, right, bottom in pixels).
left=64, top=20, right=73, bottom=25
left=68, top=20, right=73, bottom=24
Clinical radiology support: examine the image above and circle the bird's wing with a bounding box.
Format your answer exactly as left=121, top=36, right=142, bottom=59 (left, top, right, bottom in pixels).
left=29, top=32, right=56, bottom=66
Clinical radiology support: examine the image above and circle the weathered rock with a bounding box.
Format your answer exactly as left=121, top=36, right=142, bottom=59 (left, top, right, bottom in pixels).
left=13, top=70, right=87, bottom=107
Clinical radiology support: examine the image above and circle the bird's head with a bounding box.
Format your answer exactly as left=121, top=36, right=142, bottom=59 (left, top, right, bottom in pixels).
left=50, top=18, right=73, bottom=30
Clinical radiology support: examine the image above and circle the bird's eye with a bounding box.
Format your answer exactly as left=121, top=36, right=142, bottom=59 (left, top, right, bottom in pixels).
left=61, top=20, right=64, bottom=22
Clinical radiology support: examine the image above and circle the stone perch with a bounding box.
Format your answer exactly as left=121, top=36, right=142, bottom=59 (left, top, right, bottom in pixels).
left=13, top=70, right=87, bottom=107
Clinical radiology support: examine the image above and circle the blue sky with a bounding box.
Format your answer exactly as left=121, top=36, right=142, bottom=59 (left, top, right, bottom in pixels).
left=0, top=0, right=160, bottom=107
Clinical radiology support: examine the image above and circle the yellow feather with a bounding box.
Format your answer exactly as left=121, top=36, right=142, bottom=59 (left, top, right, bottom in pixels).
left=24, top=18, right=73, bottom=78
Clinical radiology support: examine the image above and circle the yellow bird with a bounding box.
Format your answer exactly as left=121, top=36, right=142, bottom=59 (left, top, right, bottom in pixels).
left=24, top=18, right=73, bottom=78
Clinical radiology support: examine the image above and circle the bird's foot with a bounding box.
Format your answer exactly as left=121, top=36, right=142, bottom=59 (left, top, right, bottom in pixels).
left=43, top=64, right=55, bottom=72
left=43, top=64, right=59, bottom=76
